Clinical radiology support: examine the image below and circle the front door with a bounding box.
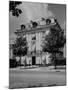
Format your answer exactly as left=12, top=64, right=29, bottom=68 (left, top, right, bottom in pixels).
left=32, top=56, right=36, bottom=65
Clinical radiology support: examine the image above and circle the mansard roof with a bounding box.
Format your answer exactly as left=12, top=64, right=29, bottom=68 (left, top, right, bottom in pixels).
left=15, top=17, right=59, bottom=34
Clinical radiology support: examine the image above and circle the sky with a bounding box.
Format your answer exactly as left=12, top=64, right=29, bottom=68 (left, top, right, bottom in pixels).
left=9, top=1, right=66, bottom=44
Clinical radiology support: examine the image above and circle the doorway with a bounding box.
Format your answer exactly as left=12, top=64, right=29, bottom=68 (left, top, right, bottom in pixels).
left=32, top=56, right=36, bottom=65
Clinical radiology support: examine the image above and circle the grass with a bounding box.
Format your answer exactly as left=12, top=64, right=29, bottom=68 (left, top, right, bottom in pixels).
left=27, top=83, right=43, bottom=88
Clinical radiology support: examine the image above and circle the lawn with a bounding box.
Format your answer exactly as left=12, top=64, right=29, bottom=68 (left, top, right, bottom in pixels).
left=9, top=67, right=66, bottom=89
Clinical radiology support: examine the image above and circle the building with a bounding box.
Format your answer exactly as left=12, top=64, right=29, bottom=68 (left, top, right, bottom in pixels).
left=14, top=17, right=59, bottom=66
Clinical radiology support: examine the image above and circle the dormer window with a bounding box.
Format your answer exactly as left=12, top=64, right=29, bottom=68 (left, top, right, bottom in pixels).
left=30, top=21, right=38, bottom=28
left=21, top=24, right=25, bottom=29
left=46, top=19, right=51, bottom=25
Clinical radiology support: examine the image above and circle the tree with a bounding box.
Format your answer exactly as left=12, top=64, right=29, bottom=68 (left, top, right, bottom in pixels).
left=13, top=36, right=27, bottom=67
left=42, top=21, right=66, bottom=69
left=9, top=1, right=22, bottom=17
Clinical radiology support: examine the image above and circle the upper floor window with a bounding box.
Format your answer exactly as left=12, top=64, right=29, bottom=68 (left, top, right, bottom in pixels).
left=32, top=34, right=36, bottom=40
left=32, top=36, right=36, bottom=40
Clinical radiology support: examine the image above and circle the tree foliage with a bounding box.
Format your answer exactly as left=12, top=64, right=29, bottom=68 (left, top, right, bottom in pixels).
left=13, top=36, right=27, bottom=57
left=42, top=22, right=66, bottom=69
left=42, top=23, right=66, bottom=53
left=9, top=1, right=22, bottom=17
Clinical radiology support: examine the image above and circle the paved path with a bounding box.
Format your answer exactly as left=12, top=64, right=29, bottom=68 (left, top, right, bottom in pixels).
left=10, top=66, right=66, bottom=72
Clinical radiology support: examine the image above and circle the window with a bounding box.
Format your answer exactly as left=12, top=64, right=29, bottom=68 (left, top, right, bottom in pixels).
left=46, top=19, right=51, bottom=25
left=32, top=34, right=36, bottom=40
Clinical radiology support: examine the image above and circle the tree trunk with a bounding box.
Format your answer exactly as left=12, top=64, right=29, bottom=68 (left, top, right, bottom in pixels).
left=24, top=59, right=26, bottom=67
left=24, top=56, right=26, bottom=67
left=20, top=56, right=21, bottom=68
left=54, top=53, right=57, bottom=69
